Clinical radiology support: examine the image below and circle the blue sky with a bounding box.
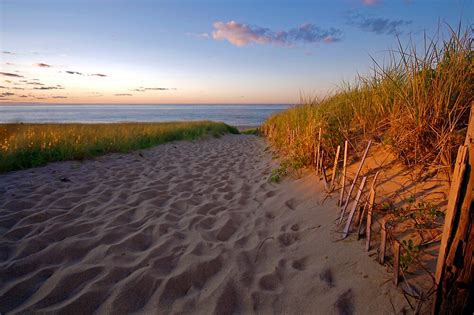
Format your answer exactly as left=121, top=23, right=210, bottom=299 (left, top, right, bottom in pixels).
left=0, top=0, right=471, bottom=104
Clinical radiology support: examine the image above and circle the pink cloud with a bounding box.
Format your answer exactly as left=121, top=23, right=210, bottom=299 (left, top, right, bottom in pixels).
left=212, top=21, right=271, bottom=46
left=212, top=21, right=342, bottom=47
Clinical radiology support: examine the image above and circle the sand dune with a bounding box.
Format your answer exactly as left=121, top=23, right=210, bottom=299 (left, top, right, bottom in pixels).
left=0, top=135, right=406, bottom=314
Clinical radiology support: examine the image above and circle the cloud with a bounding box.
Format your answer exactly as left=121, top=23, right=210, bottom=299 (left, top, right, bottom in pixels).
left=34, top=85, right=65, bottom=90
left=0, top=72, right=24, bottom=78
left=65, top=71, right=107, bottom=77
left=212, top=21, right=342, bottom=47
left=2, top=51, right=15, bottom=55
left=362, top=0, right=379, bottom=5
left=0, top=92, right=15, bottom=97
left=131, top=87, right=175, bottom=92
left=26, top=82, right=45, bottom=86
left=347, top=13, right=412, bottom=35
left=187, top=32, right=210, bottom=38
left=114, top=93, right=133, bottom=96
left=35, top=63, right=52, bottom=68
left=52, top=96, right=67, bottom=98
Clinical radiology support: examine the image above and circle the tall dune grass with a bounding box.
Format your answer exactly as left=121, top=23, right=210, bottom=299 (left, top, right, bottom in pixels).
left=0, top=121, right=239, bottom=172
left=262, top=25, right=473, bottom=172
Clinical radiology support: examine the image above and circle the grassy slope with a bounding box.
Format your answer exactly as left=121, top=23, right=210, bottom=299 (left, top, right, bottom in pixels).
left=0, top=121, right=239, bottom=172
left=262, top=26, right=473, bottom=172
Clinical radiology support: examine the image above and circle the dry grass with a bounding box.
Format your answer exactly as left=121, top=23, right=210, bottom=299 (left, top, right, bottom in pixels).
left=262, top=25, right=473, bottom=173
left=0, top=121, right=239, bottom=172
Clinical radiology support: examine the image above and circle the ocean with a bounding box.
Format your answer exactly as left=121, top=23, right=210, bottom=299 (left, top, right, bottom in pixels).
left=0, top=104, right=291, bottom=126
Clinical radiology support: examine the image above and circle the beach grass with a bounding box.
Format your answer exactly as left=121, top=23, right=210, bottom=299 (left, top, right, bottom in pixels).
left=0, top=121, right=239, bottom=172
left=262, top=24, right=473, bottom=171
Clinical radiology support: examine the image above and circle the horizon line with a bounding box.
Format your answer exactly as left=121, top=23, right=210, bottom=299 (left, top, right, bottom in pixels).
left=0, top=102, right=294, bottom=106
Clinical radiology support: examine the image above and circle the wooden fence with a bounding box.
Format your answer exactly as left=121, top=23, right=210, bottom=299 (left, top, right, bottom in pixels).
left=314, top=105, right=473, bottom=314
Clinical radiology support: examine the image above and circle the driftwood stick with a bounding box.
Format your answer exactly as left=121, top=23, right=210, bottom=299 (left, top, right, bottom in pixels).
left=339, top=140, right=372, bottom=224
left=393, top=241, right=401, bottom=286
left=330, top=145, right=341, bottom=191
left=365, top=188, right=376, bottom=251
left=338, top=140, right=348, bottom=206
left=379, top=220, right=387, bottom=264
left=342, top=176, right=367, bottom=239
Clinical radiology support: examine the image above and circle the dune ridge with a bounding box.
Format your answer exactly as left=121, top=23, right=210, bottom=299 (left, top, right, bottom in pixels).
left=0, top=135, right=406, bottom=314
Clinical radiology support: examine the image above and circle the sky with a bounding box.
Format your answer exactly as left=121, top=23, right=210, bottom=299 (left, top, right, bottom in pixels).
left=0, top=0, right=471, bottom=104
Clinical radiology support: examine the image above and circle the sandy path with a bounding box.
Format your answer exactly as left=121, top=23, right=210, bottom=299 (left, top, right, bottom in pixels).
left=0, top=135, right=405, bottom=314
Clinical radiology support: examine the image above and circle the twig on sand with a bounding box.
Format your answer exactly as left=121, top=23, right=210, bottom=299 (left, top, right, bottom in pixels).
left=255, top=236, right=275, bottom=262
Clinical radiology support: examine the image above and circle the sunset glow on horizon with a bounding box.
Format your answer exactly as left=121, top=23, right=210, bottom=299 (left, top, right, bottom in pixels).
left=1, top=0, right=471, bottom=104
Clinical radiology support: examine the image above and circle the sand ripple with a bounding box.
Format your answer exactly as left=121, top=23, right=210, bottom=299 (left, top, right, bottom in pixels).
left=0, top=135, right=405, bottom=314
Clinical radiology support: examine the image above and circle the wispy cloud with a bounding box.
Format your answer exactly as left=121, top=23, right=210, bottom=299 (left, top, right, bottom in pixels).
left=35, top=63, right=52, bottom=68
left=212, top=21, right=342, bottom=47
left=114, top=93, right=133, bottom=96
left=26, top=82, right=45, bottom=86
left=65, top=70, right=83, bottom=75
left=34, top=85, right=65, bottom=90
left=131, top=87, right=176, bottom=92
left=52, top=96, right=67, bottom=98
left=187, top=32, right=210, bottom=39
left=0, top=92, right=15, bottom=97
left=347, top=13, right=412, bottom=35
left=2, top=51, right=15, bottom=55
left=64, top=71, right=107, bottom=77
left=0, top=72, right=24, bottom=78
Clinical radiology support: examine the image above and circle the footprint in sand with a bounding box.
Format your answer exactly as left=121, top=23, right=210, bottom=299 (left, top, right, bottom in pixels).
left=277, top=232, right=300, bottom=247
left=335, top=289, right=354, bottom=315
left=291, top=257, right=307, bottom=271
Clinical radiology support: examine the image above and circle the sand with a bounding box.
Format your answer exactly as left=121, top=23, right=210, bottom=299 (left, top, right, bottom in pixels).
left=0, top=134, right=408, bottom=314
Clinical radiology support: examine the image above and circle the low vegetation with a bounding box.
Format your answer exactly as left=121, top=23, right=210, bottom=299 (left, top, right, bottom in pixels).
left=262, top=25, right=473, bottom=173
left=0, top=121, right=239, bottom=172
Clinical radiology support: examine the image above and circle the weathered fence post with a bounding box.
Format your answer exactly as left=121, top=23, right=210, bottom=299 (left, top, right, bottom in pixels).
left=433, top=105, right=473, bottom=314
left=342, top=176, right=367, bottom=239
left=393, top=241, right=400, bottom=286
left=338, top=140, right=348, bottom=206
left=365, top=188, right=376, bottom=251
left=330, top=145, right=341, bottom=191
left=316, top=127, right=322, bottom=174
left=339, top=140, right=372, bottom=224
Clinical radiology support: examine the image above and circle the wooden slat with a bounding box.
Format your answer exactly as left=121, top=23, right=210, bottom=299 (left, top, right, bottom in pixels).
left=339, top=140, right=372, bottom=224
left=393, top=241, right=401, bottom=286
left=338, top=140, right=348, bottom=206
left=433, top=105, right=474, bottom=314
left=365, top=188, right=376, bottom=251
left=321, top=151, right=330, bottom=191
left=379, top=220, right=387, bottom=264
left=330, top=145, right=341, bottom=191
left=316, top=127, right=322, bottom=174
left=342, top=176, right=367, bottom=239
left=357, top=200, right=368, bottom=240
left=434, top=145, right=468, bottom=284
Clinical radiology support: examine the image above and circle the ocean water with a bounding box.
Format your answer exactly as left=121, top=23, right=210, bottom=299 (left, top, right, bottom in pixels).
left=0, top=104, right=290, bottom=126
